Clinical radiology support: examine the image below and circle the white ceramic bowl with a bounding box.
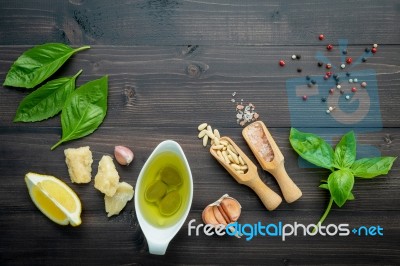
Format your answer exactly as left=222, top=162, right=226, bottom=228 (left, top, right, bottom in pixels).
left=134, top=140, right=193, bottom=255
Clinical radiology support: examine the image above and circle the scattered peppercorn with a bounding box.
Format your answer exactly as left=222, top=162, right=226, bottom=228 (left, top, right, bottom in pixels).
left=329, top=88, right=335, bottom=94
left=342, top=49, right=348, bottom=55
left=351, top=87, right=357, bottom=93
left=306, top=75, right=311, bottom=80
left=302, top=95, right=308, bottom=101
left=362, top=57, right=367, bottom=62
left=279, top=60, right=285, bottom=66
left=373, top=44, right=378, bottom=48
left=361, top=81, right=367, bottom=88
left=291, top=55, right=297, bottom=60
left=371, top=47, right=377, bottom=53
left=365, top=47, right=371, bottom=53
left=319, top=34, right=325, bottom=40
left=326, top=63, right=332, bottom=69
left=346, top=72, right=351, bottom=77
left=346, top=57, right=353, bottom=64
left=318, top=62, right=323, bottom=67
left=340, top=64, right=346, bottom=69
left=297, top=68, right=302, bottom=73
left=296, top=55, right=301, bottom=60
left=321, top=97, right=327, bottom=102
left=327, top=44, right=333, bottom=51
left=311, top=79, right=317, bottom=85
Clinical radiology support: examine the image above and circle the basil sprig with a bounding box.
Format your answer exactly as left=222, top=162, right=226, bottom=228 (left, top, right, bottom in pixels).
left=289, top=128, right=396, bottom=227
left=4, top=43, right=109, bottom=149
left=3, top=43, right=90, bottom=89
left=51, top=76, right=108, bottom=150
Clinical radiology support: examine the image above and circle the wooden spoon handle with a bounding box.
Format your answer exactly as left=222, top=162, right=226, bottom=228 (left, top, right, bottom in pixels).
left=246, top=178, right=282, bottom=211
left=271, top=164, right=302, bottom=203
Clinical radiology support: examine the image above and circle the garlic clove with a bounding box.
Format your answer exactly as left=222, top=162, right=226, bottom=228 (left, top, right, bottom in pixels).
left=114, top=145, right=134, bottom=166
left=202, top=206, right=219, bottom=225
left=220, top=198, right=241, bottom=222
left=217, top=205, right=230, bottom=224
left=212, top=206, right=228, bottom=225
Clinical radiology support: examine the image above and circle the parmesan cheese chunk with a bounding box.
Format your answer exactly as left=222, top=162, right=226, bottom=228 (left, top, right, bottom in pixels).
left=105, top=182, right=134, bottom=217
left=94, top=155, right=120, bottom=197
left=64, top=146, right=93, bottom=184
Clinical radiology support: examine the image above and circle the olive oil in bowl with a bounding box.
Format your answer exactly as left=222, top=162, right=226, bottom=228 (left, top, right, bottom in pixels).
left=139, top=152, right=191, bottom=227
left=134, top=140, right=193, bottom=255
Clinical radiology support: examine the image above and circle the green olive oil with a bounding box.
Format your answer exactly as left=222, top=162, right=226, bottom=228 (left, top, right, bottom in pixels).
left=138, top=151, right=190, bottom=228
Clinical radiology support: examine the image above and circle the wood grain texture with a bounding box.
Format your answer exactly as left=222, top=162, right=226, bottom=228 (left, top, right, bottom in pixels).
left=0, top=0, right=400, bottom=45
left=0, top=0, right=400, bottom=265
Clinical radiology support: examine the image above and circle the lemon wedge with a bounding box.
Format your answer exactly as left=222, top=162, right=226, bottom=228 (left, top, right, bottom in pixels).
left=25, top=172, right=82, bottom=226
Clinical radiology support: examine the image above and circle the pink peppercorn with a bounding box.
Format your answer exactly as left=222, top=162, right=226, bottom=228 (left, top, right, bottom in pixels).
left=329, top=88, right=335, bottom=94
left=326, top=63, right=332, bottom=69
left=346, top=57, right=353, bottom=64
left=302, top=95, right=308, bottom=101
left=351, top=87, right=357, bottom=93
left=279, top=60, right=285, bottom=66
left=361, top=81, right=367, bottom=88
left=319, top=34, right=325, bottom=40
left=327, top=44, right=333, bottom=51
left=371, top=47, right=377, bottom=53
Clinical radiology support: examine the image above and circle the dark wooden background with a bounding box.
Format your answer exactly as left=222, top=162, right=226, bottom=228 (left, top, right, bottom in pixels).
left=1, top=0, right=399, bottom=265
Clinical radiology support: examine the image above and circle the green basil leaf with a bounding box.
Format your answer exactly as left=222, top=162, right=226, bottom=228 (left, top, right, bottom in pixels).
left=51, top=75, right=108, bottom=150
left=3, top=43, right=90, bottom=88
left=14, top=70, right=82, bottom=122
left=347, top=192, right=355, bottom=201
left=320, top=183, right=354, bottom=200
left=328, top=169, right=354, bottom=207
left=334, top=131, right=356, bottom=169
left=350, top=157, right=397, bottom=178
left=319, top=183, right=329, bottom=190
left=289, top=128, right=335, bottom=170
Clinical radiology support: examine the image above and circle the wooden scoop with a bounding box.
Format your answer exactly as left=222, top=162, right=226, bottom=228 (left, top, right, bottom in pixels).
left=242, top=121, right=302, bottom=203
left=210, top=137, right=282, bottom=211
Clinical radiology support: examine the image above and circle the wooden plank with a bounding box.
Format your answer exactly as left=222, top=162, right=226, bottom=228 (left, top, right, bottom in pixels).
left=0, top=0, right=399, bottom=45
left=1, top=127, right=399, bottom=212
left=1, top=45, right=399, bottom=129
left=1, top=210, right=399, bottom=264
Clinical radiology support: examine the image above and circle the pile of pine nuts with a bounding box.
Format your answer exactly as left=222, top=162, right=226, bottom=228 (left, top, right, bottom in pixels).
left=197, top=123, right=248, bottom=174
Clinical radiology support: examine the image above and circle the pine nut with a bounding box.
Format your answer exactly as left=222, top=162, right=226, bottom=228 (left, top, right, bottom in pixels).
left=203, top=135, right=209, bottom=147
left=228, top=145, right=239, bottom=155
left=198, top=123, right=208, bottom=131
left=214, top=129, right=221, bottom=139
left=212, top=145, right=224, bottom=150
left=198, top=130, right=207, bottom=138
left=238, top=156, right=245, bottom=166
left=231, top=164, right=241, bottom=170
left=206, top=126, right=215, bottom=139
left=227, top=149, right=240, bottom=165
